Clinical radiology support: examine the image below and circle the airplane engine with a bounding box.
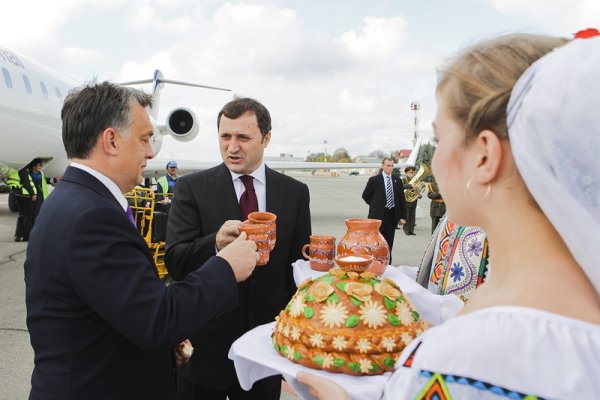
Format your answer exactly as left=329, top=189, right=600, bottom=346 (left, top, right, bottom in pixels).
left=166, top=107, right=199, bottom=142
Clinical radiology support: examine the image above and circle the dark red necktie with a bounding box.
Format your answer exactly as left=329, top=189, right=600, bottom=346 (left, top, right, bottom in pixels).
left=239, top=175, right=258, bottom=220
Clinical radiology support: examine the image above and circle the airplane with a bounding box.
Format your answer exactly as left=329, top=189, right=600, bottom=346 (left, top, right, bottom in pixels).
left=0, top=44, right=227, bottom=183
left=0, top=44, right=416, bottom=197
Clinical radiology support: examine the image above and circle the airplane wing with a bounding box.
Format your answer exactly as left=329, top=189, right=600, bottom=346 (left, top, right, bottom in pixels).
left=144, top=158, right=383, bottom=177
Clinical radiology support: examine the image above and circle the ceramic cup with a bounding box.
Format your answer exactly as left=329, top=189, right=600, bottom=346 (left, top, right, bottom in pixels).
left=247, top=211, right=277, bottom=251
left=302, top=235, right=336, bottom=272
left=239, top=221, right=270, bottom=266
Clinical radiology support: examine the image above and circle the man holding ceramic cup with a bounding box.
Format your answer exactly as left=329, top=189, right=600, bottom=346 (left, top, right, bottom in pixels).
left=165, top=97, right=312, bottom=400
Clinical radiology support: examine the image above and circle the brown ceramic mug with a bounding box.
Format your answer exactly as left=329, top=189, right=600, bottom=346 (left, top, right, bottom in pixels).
left=247, top=211, right=277, bottom=251
left=302, top=235, right=336, bottom=272
left=239, top=221, right=270, bottom=266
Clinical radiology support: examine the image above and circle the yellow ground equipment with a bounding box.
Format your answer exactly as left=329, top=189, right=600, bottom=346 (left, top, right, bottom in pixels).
left=124, top=187, right=168, bottom=279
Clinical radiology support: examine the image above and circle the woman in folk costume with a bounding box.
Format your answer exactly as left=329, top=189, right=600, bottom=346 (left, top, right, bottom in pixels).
left=417, top=215, right=490, bottom=302
left=297, top=32, right=600, bottom=399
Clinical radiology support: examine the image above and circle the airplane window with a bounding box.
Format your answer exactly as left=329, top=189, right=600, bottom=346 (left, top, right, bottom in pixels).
left=40, top=81, right=48, bottom=99
left=23, top=75, right=32, bottom=95
left=55, top=86, right=62, bottom=99
left=1, top=67, right=12, bottom=88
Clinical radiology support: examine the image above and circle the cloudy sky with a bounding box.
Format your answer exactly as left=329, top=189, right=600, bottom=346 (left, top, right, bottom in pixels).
left=2, top=0, right=598, bottom=162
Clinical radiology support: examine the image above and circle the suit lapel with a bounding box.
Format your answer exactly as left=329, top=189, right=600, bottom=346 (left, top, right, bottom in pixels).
left=265, top=166, right=284, bottom=218
left=213, top=163, right=242, bottom=220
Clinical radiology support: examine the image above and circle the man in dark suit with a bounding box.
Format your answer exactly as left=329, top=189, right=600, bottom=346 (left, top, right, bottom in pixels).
left=362, top=157, right=407, bottom=262
left=24, top=82, right=258, bottom=400
left=165, top=97, right=311, bottom=400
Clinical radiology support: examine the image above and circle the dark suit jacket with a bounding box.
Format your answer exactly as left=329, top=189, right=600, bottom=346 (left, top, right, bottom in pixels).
left=362, top=173, right=407, bottom=224
left=165, top=163, right=311, bottom=388
left=24, top=166, right=239, bottom=400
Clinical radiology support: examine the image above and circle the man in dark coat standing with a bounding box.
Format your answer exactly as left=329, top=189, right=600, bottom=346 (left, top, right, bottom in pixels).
left=24, top=82, right=258, bottom=400
left=362, top=157, right=407, bottom=262
left=165, top=97, right=311, bottom=400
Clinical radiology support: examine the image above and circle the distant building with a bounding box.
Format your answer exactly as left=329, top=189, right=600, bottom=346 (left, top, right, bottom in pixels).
left=395, top=149, right=412, bottom=165
left=354, top=156, right=382, bottom=163
left=264, top=153, right=304, bottom=162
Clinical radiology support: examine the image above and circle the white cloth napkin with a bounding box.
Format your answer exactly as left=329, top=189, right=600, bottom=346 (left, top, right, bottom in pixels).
left=229, top=322, right=389, bottom=400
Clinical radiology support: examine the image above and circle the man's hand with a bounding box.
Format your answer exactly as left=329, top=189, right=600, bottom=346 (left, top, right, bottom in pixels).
left=216, top=220, right=242, bottom=251
left=217, top=232, right=258, bottom=282
left=296, top=371, right=351, bottom=400
left=399, top=219, right=406, bottom=225
left=173, top=339, right=194, bottom=367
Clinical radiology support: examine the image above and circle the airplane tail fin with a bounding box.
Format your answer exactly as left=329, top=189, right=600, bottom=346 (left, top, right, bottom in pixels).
left=404, top=134, right=422, bottom=167
left=149, top=70, right=164, bottom=119
left=120, top=70, right=231, bottom=119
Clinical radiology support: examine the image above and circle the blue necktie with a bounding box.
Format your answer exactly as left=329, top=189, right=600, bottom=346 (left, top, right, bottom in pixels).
left=385, top=176, right=394, bottom=209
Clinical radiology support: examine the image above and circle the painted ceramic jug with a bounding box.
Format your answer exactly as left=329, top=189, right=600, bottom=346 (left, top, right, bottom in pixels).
left=337, top=218, right=389, bottom=275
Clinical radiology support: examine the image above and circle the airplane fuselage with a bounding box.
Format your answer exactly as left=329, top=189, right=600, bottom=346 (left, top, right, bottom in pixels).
left=0, top=45, right=75, bottom=178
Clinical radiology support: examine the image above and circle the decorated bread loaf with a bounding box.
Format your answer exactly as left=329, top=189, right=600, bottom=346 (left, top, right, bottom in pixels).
left=272, top=268, right=428, bottom=375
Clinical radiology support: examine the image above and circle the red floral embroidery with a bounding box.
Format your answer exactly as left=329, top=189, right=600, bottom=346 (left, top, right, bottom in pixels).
left=574, top=28, right=600, bottom=39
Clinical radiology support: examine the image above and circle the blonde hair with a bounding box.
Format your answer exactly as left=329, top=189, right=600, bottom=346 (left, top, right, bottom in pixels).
left=437, top=34, right=568, bottom=142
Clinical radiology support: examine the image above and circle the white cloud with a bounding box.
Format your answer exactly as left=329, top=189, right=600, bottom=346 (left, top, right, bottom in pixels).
left=339, top=16, right=407, bottom=58
left=62, top=47, right=105, bottom=64
left=130, top=3, right=194, bottom=33
left=0, top=1, right=76, bottom=48
left=489, top=0, right=600, bottom=33
left=120, top=51, right=177, bottom=80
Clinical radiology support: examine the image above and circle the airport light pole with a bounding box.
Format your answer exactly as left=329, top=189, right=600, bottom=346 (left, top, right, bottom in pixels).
left=323, top=140, right=327, bottom=162
left=410, top=102, right=420, bottom=147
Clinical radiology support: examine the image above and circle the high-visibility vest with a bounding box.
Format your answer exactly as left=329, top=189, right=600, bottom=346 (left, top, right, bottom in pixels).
left=22, top=171, right=48, bottom=198
left=156, top=175, right=176, bottom=195
left=7, top=169, right=21, bottom=190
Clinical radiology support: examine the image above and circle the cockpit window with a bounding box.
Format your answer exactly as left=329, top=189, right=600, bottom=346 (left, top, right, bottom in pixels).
left=55, top=86, right=62, bottom=99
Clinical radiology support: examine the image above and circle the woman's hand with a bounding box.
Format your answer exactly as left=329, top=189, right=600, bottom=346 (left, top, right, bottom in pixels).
left=296, top=371, right=351, bottom=400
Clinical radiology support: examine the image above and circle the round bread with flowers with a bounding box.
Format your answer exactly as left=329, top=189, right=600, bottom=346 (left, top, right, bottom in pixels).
left=272, top=268, right=428, bottom=375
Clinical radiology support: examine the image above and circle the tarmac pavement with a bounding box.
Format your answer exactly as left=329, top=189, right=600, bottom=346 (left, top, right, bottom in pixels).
left=0, top=172, right=433, bottom=399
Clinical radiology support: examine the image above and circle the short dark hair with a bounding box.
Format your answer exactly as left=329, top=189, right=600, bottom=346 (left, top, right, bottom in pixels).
left=381, top=157, right=394, bottom=165
left=61, top=81, right=153, bottom=159
left=30, top=158, right=43, bottom=169
left=217, top=97, right=271, bottom=140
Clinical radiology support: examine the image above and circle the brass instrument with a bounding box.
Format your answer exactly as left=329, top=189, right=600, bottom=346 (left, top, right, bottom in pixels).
left=404, top=163, right=431, bottom=202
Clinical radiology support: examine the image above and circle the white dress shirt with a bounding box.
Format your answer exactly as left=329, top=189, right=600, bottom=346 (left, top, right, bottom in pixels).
left=70, top=162, right=128, bottom=212
left=229, top=163, right=266, bottom=212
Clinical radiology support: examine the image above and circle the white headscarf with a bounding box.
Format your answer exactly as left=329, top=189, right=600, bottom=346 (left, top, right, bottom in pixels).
left=507, top=36, right=600, bottom=293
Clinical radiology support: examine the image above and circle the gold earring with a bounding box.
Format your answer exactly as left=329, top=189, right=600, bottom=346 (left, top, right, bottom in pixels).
left=466, top=177, right=491, bottom=199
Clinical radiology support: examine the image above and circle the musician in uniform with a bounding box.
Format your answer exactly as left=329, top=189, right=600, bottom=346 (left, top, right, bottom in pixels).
left=402, top=166, right=420, bottom=235
left=427, top=179, right=446, bottom=233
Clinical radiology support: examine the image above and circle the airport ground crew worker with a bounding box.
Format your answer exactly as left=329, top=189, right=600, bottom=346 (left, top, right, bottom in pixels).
left=155, top=160, right=178, bottom=212
left=14, top=159, right=47, bottom=241
left=6, top=167, right=21, bottom=213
